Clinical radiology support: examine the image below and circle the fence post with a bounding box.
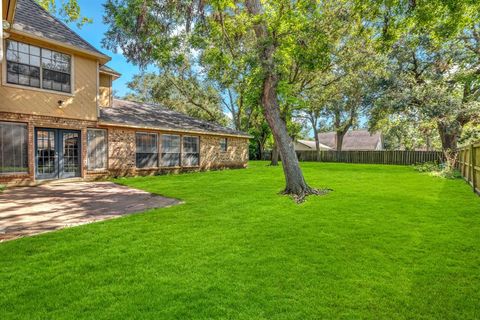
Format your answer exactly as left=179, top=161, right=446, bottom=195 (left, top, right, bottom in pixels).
left=472, top=144, right=477, bottom=193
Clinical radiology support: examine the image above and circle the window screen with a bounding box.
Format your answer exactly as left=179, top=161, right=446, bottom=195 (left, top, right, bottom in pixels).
left=182, top=136, right=199, bottom=166
left=136, top=132, right=158, bottom=168
left=87, top=129, right=107, bottom=170
left=0, top=122, right=28, bottom=174
left=161, top=135, right=181, bottom=167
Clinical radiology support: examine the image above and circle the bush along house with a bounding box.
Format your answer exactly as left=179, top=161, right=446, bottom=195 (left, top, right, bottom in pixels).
left=0, top=0, right=249, bottom=185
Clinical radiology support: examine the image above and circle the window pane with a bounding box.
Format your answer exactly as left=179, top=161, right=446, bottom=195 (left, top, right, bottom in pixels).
left=136, top=133, right=158, bottom=168
left=182, top=136, right=199, bottom=166
left=5, top=41, right=42, bottom=89
left=30, top=46, right=40, bottom=56
left=220, top=138, right=228, bottom=152
left=30, top=55, right=40, bottom=67
left=0, top=122, right=28, bottom=174
left=162, top=135, right=180, bottom=153
left=87, top=129, right=107, bottom=170
left=161, top=135, right=181, bottom=167
left=42, top=69, right=71, bottom=93
left=18, top=42, right=29, bottom=53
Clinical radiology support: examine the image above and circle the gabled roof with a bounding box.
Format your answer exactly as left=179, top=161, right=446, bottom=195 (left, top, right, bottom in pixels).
left=99, top=65, right=121, bottom=78
left=11, top=0, right=107, bottom=58
left=296, top=140, right=332, bottom=150
left=99, top=99, right=250, bottom=138
left=318, top=130, right=382, bottom=151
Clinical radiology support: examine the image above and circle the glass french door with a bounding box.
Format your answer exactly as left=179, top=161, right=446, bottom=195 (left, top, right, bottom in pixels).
left=35, top=128, right=81, bottom=179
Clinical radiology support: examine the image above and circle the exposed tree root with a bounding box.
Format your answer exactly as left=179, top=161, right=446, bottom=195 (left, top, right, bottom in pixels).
left=282, top=186, right=333, bottom=203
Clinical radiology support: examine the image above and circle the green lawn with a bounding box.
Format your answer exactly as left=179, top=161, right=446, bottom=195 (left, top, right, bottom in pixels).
left=1, top=162, right=480, bottom=319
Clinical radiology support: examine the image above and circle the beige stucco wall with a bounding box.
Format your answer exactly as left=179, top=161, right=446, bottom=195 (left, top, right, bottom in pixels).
left=99, top=73, right=113, bottom=108
left=0, top=35, right=99, bottom=121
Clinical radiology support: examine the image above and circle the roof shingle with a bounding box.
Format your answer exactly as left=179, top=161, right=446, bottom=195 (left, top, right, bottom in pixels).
left=12, top=0, right=106, bottom=56
left=317, top=130, right=383, bottom=151
left=99, top=99, right=250, bottom=138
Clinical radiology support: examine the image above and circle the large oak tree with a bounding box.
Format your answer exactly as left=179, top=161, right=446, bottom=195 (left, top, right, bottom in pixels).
left=102, top=0, right=334, bottom=201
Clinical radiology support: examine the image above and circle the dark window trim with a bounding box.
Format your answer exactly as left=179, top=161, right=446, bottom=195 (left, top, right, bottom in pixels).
left=135, top=132, right=159, bottom=169
left=5, top=40, right=72, bottom=94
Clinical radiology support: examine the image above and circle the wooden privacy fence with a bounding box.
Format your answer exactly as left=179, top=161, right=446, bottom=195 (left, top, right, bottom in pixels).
left=295, top=150, right=444, bottom=165
left=458, top=142, right=480, bottom=195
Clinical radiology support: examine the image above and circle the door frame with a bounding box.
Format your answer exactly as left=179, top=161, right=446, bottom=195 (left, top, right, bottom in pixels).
left=34, top=128, right=82, bottom=180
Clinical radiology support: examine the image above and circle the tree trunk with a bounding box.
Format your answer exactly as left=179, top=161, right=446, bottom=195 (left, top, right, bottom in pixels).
left=437, top=120, right=460, bottom=169
left=245, top=0, right=325, bottom=201
left=335, top=130, right=346, bottom=162
left=313, top=127, right=321, bottom=161
left=262, top=73, right=318, bottom=199
left=336, top=131, right=345, bottom=151
left=257, top=140, right=264, bottom=160
left=270, top=142, right=279, bottom=166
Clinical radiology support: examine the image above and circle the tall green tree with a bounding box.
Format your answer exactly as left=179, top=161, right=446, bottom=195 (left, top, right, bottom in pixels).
left=37, top=0, right=92, bottom=27
left=372, top=33, right=480, bottom=166
left=124, top=72, right=227, bottom=124
left=103, top=0, right=335, bottom=200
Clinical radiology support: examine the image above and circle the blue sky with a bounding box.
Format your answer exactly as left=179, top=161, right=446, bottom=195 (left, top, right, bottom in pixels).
left=66, top=0, right=143, bottom=97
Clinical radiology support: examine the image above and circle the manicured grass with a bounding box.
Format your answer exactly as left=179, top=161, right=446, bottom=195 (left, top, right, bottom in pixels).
left=1, top=161, right=480, bottom=319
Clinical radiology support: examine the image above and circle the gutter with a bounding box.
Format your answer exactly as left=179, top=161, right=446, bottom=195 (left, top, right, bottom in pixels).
left=98, top=121, right=253, bottom=139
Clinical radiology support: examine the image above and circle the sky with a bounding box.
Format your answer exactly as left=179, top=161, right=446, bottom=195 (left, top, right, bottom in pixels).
left=66, top=0, right=142, bottom=97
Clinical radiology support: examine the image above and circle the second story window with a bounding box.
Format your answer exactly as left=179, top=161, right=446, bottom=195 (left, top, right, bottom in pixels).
left=6, top=40, right=72, bottom=94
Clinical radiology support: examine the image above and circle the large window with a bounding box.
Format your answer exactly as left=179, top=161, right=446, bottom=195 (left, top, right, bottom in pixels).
left=161, top=134, right=181, bottom=167
left=136, top=132, right=158, bottom=168
left=6, top=40, right=71, bottom=93
left=182, top=136, right=199, bottom=166
left=0, top=122, right=28, bottom=175
left=87, top=129, right=107, bottom=170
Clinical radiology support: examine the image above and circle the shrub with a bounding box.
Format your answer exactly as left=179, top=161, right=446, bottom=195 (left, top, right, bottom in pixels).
left=414, top=162, right=461, bottom=179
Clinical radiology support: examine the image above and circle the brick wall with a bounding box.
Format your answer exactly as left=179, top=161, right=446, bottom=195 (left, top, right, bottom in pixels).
left=200, top=135, right=249, bottom=170
left=0, top=112, right=249, bottom=185
left=88, top=126, right=249, bottom=179
left=0, top=112, right=97, bottom=185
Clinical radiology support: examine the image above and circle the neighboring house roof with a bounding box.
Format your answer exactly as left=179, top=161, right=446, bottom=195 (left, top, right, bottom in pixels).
left=296, top=140, right=332, bottom=150
left=12, top=0, right=106, bottom=57
left=99, top=99, right=250, bottom=138
left=318, top=129, right=383, bottom=151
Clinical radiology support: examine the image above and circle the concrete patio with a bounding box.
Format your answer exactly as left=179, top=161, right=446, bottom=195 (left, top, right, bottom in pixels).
left=0, top=182, right=181, bottom=241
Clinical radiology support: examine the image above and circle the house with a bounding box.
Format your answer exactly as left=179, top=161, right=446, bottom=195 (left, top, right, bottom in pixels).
left=318, top=130, right=383, bottom=151
left=294, top=129, right=383, bottom=151
left=294, top=140, right=332, bottom=151
left=0, top=0, right=249, bottom=185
